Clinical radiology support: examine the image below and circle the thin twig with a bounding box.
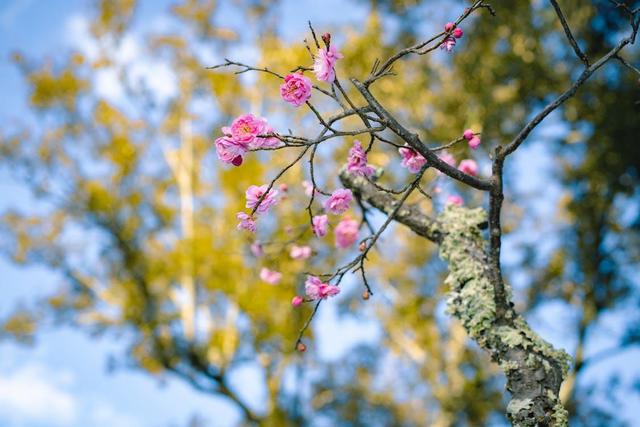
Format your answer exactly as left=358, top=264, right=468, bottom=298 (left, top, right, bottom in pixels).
left=550, top=0, right=590, bottom=66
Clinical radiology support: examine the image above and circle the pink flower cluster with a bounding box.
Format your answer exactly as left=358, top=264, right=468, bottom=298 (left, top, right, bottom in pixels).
left=280, top=72, right=312, bottom=106
left=399, top=145, right=427, bottom=173
left=347, top=140, right=375, bottom=177
left=324, top=188, right=353, bottom=215
left=237, top=184, right=279, bottom=233
left=215, top=114, right=279, bottom=167
left=236, top=212, right=257, bottom=233
left=441, top=22, right=464, bottom=52
left=290, top=245, right=312, bottom=260
left=260, top=268, right=282, bottom=285
left=334, top=217, right=359, bottom=249
left=313, top=44, right=343, bottom=83
left=446, top=195, right=464, bottom=206
left=312, top=215, right=328, bottom=237
left=305, top=276, right=340, bottom=300
left=459, top=159, right=478, bottom=176
left=463, top=128, right=481, bottom=149
left=246, top=184, right=279, bottom=214
left=439, top=152, right=456, bottom=167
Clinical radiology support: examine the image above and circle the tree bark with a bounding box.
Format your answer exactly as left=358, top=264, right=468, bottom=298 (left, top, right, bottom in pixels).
left=340, top=171, right=572, bottom=426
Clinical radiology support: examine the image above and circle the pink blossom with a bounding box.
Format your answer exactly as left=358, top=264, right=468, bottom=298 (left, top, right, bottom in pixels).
left=347, top=140, right=375, bottom=177
left=260, top=268, right=282, bottom=285
left=290, top=245, right=312, bottom=260
left=463, top=129, right=481, bottom=149
left=280, top=72, right=312, bottom=107
left=254, top=124, right=281, bottom=149
left=245, top=185, right=279, bottom=214
left=468, top=136, right=481, bottom=150
left=225, top=114, right=265, bottom=145
left=444, top=22, right=455, bottom=32
left=334, top=217, right=359, bottom=249
left=324, top=189, right=353, bottom=215
left=312, top=215, right=328, bottom=237
left=440, top=36, right=457, bottom=52
left=459, top=159, right=478, bottom=176
left=440, top=152, right=456, bottom=166
left=305, top=276, right=340, bottom=300
left=438, top=152, right=456, bottom=169
left=291, top=295, right=304, bottom=307
left=446, top=195, right=464, bottom=206
left=399, top=145, right=427, bottom=173
left=227, top=114, right=280, bottom=149
left=313, top=44, right=343, bottom=83
left=250, top=242, right=263, bottom=257
left=215, top=136, right=247, bottom=167
left=236, top=212, right=256, bottom=233
left=302, top=180, right=315, bottom=197
left=216, top=115, right=280, bottom=165
left=453, top=28, right=463, bottom=38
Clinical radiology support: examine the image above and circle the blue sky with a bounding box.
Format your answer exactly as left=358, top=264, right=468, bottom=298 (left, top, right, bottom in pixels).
left=1, top=0, right=639, bottom=426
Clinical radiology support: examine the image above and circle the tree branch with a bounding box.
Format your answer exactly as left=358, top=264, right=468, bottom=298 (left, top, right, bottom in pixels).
left=350, top=78, right=493, bottom=191
left=339, top=171, right=444, bottom=243
left=340, top=170, right=571, bottom=425
left=549, top=0, right=590, bottom=66
left=500, top=27, right=636, bottom=159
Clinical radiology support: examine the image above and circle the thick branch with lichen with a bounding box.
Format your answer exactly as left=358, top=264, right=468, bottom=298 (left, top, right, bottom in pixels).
left=341, top=170, right=571, bottom=426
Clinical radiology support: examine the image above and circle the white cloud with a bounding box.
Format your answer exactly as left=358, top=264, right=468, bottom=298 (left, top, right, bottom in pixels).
left=95, top=68, right=125, bottom=102
left=64, top=13, right=178, bottom=104
left=0, top=364, right=77, bottom=426
left=129, top=60, right=178, bottom=101
left=64, top=14, right=99, bottom=61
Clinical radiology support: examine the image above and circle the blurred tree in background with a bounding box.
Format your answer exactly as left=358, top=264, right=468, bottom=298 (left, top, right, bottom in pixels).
left=0, top=0, right=638, bottom=425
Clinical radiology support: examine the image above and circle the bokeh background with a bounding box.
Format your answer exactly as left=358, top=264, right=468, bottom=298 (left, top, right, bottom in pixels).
left=1, top=0, right=639, bottom=426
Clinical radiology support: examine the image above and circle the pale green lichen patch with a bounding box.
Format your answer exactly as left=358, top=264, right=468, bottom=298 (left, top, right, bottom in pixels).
left=438, top=206, right=571, bottom=373
left=552, top=403, right=569, bottom=426
left=437, top=205, right=573, bottom=425
left=507, top=398, right=533, bottom=416
left=439, top=206, right=496, bottom=341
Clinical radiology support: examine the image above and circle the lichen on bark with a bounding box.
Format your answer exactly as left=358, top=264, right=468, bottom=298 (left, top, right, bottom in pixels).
left=438, top=205, right=572, bottom=426
left=341, top=171, right=573, bottom=426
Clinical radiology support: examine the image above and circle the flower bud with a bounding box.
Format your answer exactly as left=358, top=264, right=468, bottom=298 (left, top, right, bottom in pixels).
left=358, top=242, right=366, bottom=252
left=362, top=290, right=370, bottom=300
left=468, top=136, right=481, bottom=150
left=463, top=129, right=474, bottom=141
left=444, top=22, right=455, bottom=32
left=231, top=155, right=243, bottom=167
left=321, top=32, right=331, bottom=47
left=291, top=295, right=304, bottom=307
left=453, top=28, right=463, bottom=38
left=297, top=341, right=307, bottom=352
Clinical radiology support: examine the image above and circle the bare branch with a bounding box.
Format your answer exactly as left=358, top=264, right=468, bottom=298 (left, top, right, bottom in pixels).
left=501, top=29, right=636, bottom=159
left=350, top=78, right=493, bottom=191
left=615, top=53, right=640, bottom=76
left=365, top=0, right=488, bottom=85
left=550, top=0, right=590, bottom=66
